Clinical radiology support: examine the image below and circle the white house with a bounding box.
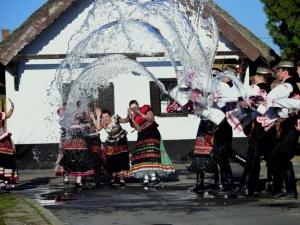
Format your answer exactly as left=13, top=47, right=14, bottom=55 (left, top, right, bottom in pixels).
left=0, top=0, right=280, bottom=169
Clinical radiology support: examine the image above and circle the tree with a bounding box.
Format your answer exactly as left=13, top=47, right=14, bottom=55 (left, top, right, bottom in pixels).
left=260, top=0, right=300, bottom=59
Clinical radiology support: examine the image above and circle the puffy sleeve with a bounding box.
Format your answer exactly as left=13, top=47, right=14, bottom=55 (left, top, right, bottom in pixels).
left=245, top=85, right=261, bottom=96
left=113, top=114, right=120, bottom=123
left=266, top=83, right=293, bottom=109
left=140, top=105, right=151, bottom=114
left=271, top=98, right=300, bottom=109
left=0, top=112, right=5, bottom=120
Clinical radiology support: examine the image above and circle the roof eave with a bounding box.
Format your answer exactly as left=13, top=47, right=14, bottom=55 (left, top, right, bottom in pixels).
left=0, top=0, right=75, bottom=65
left=204, top=2, right=279, bottom=64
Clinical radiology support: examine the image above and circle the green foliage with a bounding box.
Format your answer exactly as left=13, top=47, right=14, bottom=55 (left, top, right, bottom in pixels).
left=260, top=0, right=300, bottom=59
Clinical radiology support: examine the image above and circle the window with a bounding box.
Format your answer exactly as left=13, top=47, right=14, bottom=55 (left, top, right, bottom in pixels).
left=97, top=83, right=115, bottom=114
left=160, top=79, right=177, bottom=113
left=150, top=79, right=192, bottom=117
left=62, top=82, right=115, bottom=114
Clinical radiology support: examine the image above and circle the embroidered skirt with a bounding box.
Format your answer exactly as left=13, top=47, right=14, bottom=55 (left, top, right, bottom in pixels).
left=131, top=127, right=163, bottom=178
left=105, top=136, right=131, bottom=178
left=85, top=133, right=106, bottom=174
left=188, top=120, right=217, bottom=174
left=0, top=136, right=18, bottom=184
left=61, top=137, right=95, bottom=177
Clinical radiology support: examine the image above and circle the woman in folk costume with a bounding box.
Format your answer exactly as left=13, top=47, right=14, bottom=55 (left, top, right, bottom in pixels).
left=129, top=100, right=175, bottom=187
left=185, top=68, right=222, bottom=193
left=60, top=102, right=96, bottom=188
left=0, top=98, right=18, bottom=189
left=84, top=106, right=106, bottom=187
left=186, top=117, right=218, bottom=193
left=91, top=108, right=131, bottom=188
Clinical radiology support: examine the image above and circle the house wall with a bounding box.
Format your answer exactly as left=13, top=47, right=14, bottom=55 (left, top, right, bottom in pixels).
left=4, top=0, right=247, bottom=169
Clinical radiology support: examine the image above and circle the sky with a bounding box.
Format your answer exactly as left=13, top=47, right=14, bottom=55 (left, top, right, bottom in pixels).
left=0, top=0, right=280, bottom=55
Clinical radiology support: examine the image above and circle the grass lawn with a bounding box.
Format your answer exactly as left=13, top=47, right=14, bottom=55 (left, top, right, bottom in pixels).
left=0, top=192, right=19, bottom=225
left=0, top=191, right=51, bottom=225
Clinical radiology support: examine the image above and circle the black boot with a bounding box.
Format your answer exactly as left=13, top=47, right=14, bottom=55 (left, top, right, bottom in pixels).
left=213, top=166, right=222, bottom=191
left=193, top=172, right=204, bottom=193
left=221, top=163, right=235, bottom=191
left=265, top=168, right=273, bottom=193
left=272, top=172, right=285, bottom=197
left=275, top=170, right=298, bottom=200
left=231, top=174, right=253, bottom=198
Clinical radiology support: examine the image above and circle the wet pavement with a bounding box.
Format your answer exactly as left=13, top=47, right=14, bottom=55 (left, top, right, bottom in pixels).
left=7, top=161, right=300, bottom=225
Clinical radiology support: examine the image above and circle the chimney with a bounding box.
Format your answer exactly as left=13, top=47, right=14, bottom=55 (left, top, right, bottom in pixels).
left=1, top=29, right=10, bottom=40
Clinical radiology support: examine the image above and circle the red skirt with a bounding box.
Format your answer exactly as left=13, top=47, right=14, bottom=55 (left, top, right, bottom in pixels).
left=0, top=136, right=18, bottom=184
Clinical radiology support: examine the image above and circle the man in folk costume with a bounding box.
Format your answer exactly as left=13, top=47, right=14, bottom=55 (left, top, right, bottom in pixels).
left=264, top=59, right=299, bottom=200
left=232, top=66, right=277, bottom=197
left=210, top=65, right=247, bottom=191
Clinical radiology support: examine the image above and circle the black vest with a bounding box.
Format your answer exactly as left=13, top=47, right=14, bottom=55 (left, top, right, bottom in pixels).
left=283, top=77, right=300, bottom=98
left=256, top=82, right=271, bottom=94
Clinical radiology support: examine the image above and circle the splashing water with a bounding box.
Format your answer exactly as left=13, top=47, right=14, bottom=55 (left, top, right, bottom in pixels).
left=49, top=0, right=220, bottom=130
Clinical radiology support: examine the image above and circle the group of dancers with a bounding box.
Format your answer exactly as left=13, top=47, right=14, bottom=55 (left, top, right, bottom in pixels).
left=1, top=58, right=299, bottom=200
left=49, top=58, right=300, bottom=200
left=54, top=100, right=176, bottom=189
left=187, top=59, right=299, bottom=200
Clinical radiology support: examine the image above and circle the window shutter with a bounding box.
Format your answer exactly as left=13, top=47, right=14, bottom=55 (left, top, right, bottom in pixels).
left=150, top=81, right=161, bottom=115
left=98, top=82, right=115, bottom=114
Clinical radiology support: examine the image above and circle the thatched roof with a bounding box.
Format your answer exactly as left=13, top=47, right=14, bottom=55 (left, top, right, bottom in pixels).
left=0, top=0, right=279, bottom=66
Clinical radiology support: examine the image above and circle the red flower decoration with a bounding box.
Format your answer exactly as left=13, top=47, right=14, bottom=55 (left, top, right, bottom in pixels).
left=204, top=142, right=212, bottom=147
left=204, top=135, right=211, bottom=140
left=196, top=140, right=203, bottom=146
left=237, top=68, right=242, bottom=73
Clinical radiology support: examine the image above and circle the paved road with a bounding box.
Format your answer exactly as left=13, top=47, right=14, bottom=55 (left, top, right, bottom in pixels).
left=10, top=162, right=300, bottom=225
left=34, top=186, right=300, bottom=225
